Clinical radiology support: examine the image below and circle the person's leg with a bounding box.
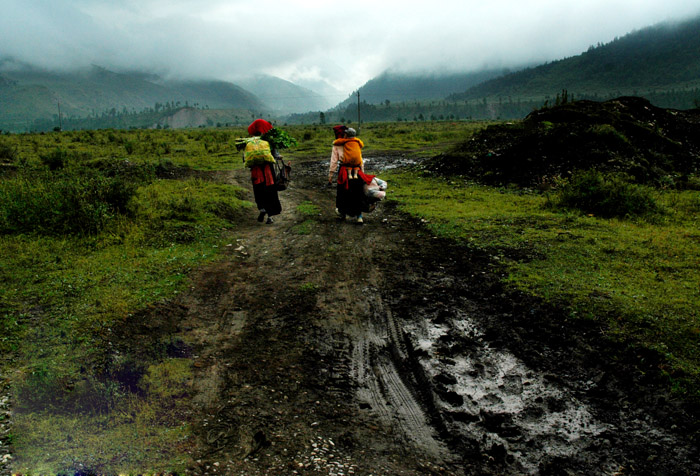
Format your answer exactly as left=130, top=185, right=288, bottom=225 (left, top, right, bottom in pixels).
left=336, top=183, right=349, bottom=220
left=263, top=186, right=282, bottom=217
left=253, top=182, right=267, bottom=222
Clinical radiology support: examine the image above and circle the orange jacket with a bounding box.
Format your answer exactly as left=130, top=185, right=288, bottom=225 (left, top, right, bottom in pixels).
left=333, top=137, right=364, bottom=167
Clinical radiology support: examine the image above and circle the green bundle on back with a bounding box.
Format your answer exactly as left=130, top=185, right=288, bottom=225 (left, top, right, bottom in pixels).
left=239, top=137, right=276, bottom=168
left=236, top=127, right=297, bottom=168
left=261, top=128, right=297, bottom=152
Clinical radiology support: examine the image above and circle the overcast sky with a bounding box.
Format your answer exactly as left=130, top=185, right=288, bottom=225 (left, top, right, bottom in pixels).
left=1, top=0, right=699, bottom=99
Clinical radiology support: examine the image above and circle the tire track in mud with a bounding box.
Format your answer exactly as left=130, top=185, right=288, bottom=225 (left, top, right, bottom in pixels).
left=184, top=157, right=699, bottom=475
left=183, top=160, right=460, bottom=475
left=349, top=290, right=451, bottom=463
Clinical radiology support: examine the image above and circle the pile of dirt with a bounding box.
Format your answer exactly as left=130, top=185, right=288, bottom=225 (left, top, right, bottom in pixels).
left=423, top=96, right=700, bottom=187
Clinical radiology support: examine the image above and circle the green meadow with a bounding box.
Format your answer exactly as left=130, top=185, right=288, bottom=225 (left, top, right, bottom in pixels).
left=1, top=129, right=256, bottom=473
left=0, top=122, right=478, bottom=473
left=1, top=120, right=698, bottom=473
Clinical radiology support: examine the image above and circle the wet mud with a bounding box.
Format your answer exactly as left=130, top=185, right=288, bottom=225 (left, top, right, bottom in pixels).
left=150, top=156, right=698, bottom=475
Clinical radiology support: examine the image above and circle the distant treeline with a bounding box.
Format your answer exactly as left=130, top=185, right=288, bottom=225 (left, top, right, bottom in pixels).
left=285, top=88, right=700, bottom=125
left=4, top=89, right=698, bottom=133
left=1, top=103, right=261, bottom=133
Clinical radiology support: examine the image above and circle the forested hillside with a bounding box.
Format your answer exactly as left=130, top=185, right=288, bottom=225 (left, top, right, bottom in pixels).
left=335, top=69, right=513, bottom=107
left=4, top=15, right=700, bottom=131
left=286, top=16, right=700, bottom=125
left=449, top=15, right=700, bottom=107
left=0, top=64, right=268, bottom=131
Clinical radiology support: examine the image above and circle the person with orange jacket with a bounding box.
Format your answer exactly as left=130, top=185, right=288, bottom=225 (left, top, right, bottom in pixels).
left=332, top=127, right=364, bottom=178
left=328, top=126, right=374, bottom=224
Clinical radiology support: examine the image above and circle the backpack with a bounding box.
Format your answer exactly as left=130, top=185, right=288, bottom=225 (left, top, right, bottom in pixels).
left=243, top=138, right=276, bottom=167
left=274, top=157, right=292, bottom=191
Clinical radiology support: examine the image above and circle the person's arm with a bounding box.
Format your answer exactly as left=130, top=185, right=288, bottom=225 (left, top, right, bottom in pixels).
left=328, top=146, right=342, bottom=183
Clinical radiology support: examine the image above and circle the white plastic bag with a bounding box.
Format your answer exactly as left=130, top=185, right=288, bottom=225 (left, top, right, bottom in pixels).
left=364, top=177, right=387, bottom=200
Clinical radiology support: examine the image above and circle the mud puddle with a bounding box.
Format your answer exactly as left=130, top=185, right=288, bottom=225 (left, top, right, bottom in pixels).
left=298, top=153, right=426, bottom=180
left=378, top=219, right=700, bottom=475
left=402, top=307, right=609, bottom=474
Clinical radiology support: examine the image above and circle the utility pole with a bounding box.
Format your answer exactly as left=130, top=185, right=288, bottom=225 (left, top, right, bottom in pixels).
left=356, top=90, right=361, bottom=133
left=57, top=96, right=63, bottom=131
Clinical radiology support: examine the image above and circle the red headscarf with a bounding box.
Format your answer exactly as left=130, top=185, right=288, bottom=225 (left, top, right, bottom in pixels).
left=333, top=124, right=348, bottom=139
left=248, top=119, right=273, bottom=136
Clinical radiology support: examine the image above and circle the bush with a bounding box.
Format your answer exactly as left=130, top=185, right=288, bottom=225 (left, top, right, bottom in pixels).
left=0, top=142, right=17, bottom=163
left=0, top=169, right=136, bottom=235
left=549, top=170, right=662, bottom=218
left=40, top=147, right=69, bottom=170
left=124, top=140, right=136, bottom=155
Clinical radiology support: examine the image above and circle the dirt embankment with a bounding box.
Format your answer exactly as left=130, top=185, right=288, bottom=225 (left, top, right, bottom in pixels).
left=424, top=96, right=700, bottom=187
left=121, top=156, right=699, bottom=475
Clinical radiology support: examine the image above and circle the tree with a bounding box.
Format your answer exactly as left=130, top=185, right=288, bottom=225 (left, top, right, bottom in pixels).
left=319, top=112, right=326, bottom=124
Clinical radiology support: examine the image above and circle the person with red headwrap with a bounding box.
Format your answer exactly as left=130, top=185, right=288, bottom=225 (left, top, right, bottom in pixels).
left=244, top=119, right=280, bottom=224
left=248, top=118, right=273, bottom=136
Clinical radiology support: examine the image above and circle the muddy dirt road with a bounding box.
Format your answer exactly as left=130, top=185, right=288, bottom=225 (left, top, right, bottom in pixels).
left=158, top=156, right=698, bottom=475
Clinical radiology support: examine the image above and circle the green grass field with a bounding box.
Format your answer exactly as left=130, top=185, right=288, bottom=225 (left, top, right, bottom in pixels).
left=1, top=121, right=698, bottom=473
left=0, top=122, right=481, bottom=473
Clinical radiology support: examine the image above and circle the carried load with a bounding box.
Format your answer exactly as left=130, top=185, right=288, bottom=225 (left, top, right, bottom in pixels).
left=365, top=177, right=387, bottom=201
left=236, top=119, right=297, bottom=187
left=363, top=176, right=387, bottom=213
left=240, top=137, right=276, bottom=168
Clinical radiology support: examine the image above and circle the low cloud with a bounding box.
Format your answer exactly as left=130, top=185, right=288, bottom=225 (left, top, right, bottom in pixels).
left=1, top=0, right=699, bottom=97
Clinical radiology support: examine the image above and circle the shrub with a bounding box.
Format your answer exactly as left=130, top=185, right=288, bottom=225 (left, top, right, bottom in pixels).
left=124, top=140, right=136, bottom=155
left=0, top=142, right=17, bottom=163
left=0, top=169, right=136, bottom=235
left=40, top=147, right=69, bottom=170
left=549, top=170, right=662, bottom=218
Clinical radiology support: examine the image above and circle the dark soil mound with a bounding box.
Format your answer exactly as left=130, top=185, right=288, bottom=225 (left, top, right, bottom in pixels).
left=424, top=97, right=700, bottom=187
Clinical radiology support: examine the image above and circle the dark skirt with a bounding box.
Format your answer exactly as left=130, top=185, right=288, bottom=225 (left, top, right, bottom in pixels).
left=253, top=181, right=281, bottom=217
left=336, top=178, right=366, bottom=217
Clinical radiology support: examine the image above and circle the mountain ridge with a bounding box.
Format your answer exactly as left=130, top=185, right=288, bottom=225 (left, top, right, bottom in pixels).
left=334, top=68, right=517, bottom=108
left=235, top=75, right=334, bottom=114
left=448, top=15, right=700, bottom=102
left=0, top=65, right=321, bottom=130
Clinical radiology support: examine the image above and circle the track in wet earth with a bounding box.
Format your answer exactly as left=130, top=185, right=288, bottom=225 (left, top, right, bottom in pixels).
left=133, top=155, right=699, bottom=475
